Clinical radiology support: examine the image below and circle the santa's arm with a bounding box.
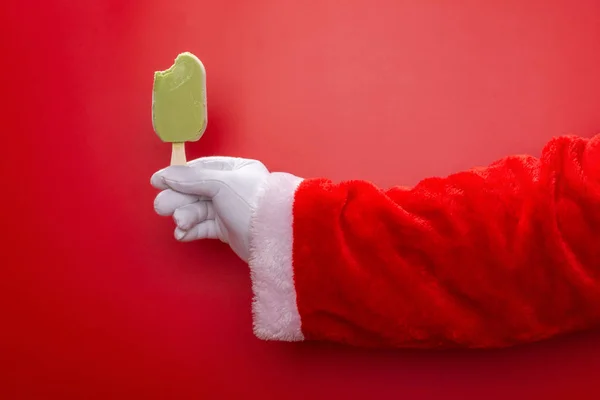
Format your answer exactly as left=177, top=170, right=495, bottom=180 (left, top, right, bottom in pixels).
left=248, top=134, right=600, bottom=348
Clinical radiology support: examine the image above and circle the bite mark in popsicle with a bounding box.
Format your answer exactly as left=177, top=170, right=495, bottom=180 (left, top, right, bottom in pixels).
left=152, top=52, right=207, bottom=165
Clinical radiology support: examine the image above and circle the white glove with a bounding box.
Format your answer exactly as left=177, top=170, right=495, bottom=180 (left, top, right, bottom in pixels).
left=151, top=157, right=270, bottom=262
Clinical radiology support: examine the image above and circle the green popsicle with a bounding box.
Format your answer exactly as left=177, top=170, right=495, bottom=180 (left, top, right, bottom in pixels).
left=152, top=52, right=207, bottom=165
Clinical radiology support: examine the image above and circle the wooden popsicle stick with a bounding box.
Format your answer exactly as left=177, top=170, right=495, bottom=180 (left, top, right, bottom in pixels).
left=170, top=142, right=187, bottom=165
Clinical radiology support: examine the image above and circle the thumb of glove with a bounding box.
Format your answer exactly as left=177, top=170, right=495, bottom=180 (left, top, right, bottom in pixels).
left=152, top=166, right=225, bottom=198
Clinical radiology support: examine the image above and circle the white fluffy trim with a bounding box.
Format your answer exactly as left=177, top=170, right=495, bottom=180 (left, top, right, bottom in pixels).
left=248, top=172, right=305, bottom=341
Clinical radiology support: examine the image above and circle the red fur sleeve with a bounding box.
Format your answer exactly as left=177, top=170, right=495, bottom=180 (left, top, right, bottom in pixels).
left=286, top=134, right=600, bottom=348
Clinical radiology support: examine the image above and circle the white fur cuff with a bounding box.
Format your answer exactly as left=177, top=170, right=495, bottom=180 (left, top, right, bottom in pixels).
left=248, top=172, right=305, bottom=341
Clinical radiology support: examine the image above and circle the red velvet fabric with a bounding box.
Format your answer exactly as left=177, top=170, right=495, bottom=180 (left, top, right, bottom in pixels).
left=292, top=134, right=600, bottom=349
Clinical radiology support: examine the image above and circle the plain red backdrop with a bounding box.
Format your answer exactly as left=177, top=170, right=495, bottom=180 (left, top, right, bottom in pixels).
left=2, top=0, right=600, bottom=398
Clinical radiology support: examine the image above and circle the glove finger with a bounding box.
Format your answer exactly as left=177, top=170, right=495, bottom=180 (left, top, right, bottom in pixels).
left=173, top=201, right=215, bottom=231
left=151, top=169, right=171, bottom=190
left=156, top=166, right=225, bottom=197
left=151, top=166, right=196, bottom=190
left=151, top=157, right=239, bottom=190
left=154, top=189, right=198, bottom=216
left=174, top=221, right=220, bottom=242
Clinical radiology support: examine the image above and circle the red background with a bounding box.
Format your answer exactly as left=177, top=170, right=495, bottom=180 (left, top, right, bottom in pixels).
left=2, top=0, right=600, bottom=398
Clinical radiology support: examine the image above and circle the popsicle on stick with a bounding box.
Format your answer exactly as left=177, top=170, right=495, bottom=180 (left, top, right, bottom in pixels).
left=152, top=52, right=207, bottom=165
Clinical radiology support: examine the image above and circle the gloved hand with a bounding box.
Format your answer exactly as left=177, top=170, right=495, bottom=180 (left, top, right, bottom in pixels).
left=151, top=157, right=270, bottom=262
